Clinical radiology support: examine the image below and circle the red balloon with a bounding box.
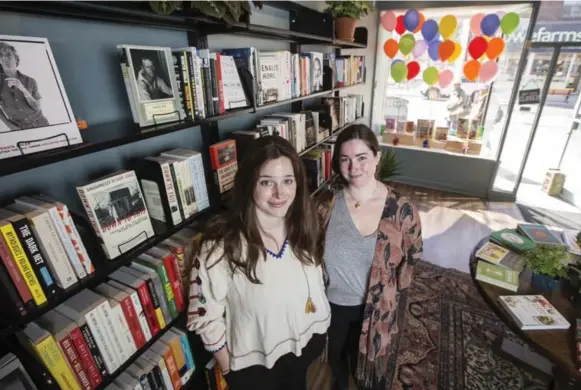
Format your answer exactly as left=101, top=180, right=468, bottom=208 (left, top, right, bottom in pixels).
left=468, top=36, right=488, bottom=60
left=407, top=61, right=420, bottom=80
left=395, top=15, right=406, bottom=35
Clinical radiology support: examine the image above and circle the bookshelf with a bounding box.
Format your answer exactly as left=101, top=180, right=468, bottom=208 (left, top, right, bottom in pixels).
left=0, top=2, right=368, bottom=389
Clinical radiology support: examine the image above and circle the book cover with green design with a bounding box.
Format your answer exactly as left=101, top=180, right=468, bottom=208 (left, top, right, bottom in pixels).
left=475, top=260, right=519, bottom=291
left=490, top=228, right=535, bottom=253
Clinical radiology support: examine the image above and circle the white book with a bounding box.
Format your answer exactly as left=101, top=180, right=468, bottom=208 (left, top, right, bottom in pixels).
left=143, top=350, right=173, bottom=390
left=157, top=158, right=191, bottom=219
left=499, top=295, right=570, bottom=330
left=15, top=197, right=87, bottom=280
left=115, top=372, right=143, bottom=390
left=76, top=170, right=154, bottom=259
left=220, top=55, right=248, bottom=110
left=107, top=280, right=152, bottom=342
left=259, top=52, right=281, bottom=103
left=120, top=60, right=139, bottom=123
left=161, top=148, right=209, bottom=212
left=5, top=203, right=78, bottom=288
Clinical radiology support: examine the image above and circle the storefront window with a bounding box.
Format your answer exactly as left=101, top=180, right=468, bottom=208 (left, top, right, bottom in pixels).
left=372, top=4, right=532, bottom=158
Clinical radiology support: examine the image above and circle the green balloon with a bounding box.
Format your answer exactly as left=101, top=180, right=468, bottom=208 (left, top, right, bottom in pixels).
left=423, top=66, right=439, bottom=86
left=391, top=62, right=408, bottom=83
left=501, top=12, right=520, bottom=35
left=399, top=34, right=416, bottom=55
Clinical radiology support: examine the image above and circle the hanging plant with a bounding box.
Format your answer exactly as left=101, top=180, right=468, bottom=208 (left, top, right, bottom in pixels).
left=149, top=1, right=263, bottom=25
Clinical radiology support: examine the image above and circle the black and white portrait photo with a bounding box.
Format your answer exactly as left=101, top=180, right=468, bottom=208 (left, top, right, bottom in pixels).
left=312, top=54, right=323, bottom=92
left=92, top=179, right=146, bottom=231
left=129, top=48, right=174, bottom=102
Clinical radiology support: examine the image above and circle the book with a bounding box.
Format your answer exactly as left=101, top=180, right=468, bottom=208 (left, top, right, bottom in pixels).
left=475, top=260, right=519, bottom=292
left=490, top=228, right=536, bottom=253
left=475, top=241, right=526, bottom=272
left=135, top=254, right=178, bottom=320
left=145, top=246, right=184, bottom=313
left=142, top=350, right=173, bottom=390
left=561, top=230, right=581, bottom=256
left=150, top=340, right=182, bottom=390
left=0, top=353, right=39, bottom=390
left=517, top=224, right=565, bottom=247
left=205, top=358, right=228, bottom=390
left=125, top=363, right=151, bottom=390
left=0, top=225, right=35, bottom=312
left=160, top=331, right=188, bottom=383
left=169, top=328, right=195, bottom=381
left=209, top=140, right=237, bottom=171
left=0, top=35, right=82, bottom=160
left=107, top=280, right=152, bottom=344
left=76, top=170, right=155, bottom=259
left=498, top=295, right=570, bottom=330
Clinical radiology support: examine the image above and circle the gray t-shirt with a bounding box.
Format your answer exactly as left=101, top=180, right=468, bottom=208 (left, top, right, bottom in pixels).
left=324, top=192, right=377, bottom=306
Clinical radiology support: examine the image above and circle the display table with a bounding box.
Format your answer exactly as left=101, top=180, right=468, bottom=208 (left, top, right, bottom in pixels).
left=469, top=237, right=581, bottom=389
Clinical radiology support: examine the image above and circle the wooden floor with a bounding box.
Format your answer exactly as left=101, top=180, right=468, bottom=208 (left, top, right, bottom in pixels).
left=307, top=183, right=525, bottom=390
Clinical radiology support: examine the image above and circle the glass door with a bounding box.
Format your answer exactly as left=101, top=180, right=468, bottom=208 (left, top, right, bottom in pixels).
left=558, top=105, right=581, bottom=208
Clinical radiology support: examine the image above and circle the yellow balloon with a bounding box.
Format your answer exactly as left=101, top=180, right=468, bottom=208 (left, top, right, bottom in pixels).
left=439, top=14, right=458, bottom=40
left=448, top=42, right=462, bottom=63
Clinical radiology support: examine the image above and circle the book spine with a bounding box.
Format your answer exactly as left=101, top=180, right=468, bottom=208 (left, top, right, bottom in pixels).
left=127, top=289, right=153, bottom=342
left=79, top=323, right=108, bottom=379
left=210, top=58, right=220, bottom=115
left=185, top=50, right=199, bottom=119
left=96, top=300, right=129, bottom=364
left=152, top=273, right=173, bottom=323
left=215, top=53, right=225, bottom=114
left=181, top=159, right=197, bottom=215
left=166, top=161, right=185, bottom=221
left=0, top=224, right=47, bottom=305
left=0, top=261, right=27, bottom=315
left=181, top=334, right=195, bottom=375
left=0, top=233, right=34, bottom=307
left=159, top=162, right=182, bottom=226
left=29, top=214, right=78, bottom=289
left=144, top=277, right=166, bottom=330
left=162, top=254, right=184, bottom=313
left=166, top=337, right=187, bottom=378
left=183, top=156, right=202, bottom=216
left=145, top=367, right=160, bottom=390
left=192, top=55, right=206, bottom=119
left=155, top=262, right=178, bottom=319
left=76, top=187, right=104, bottom=240
left=59, top=335, right=92, bottom=390
left=156, top=357, right=174, bottom=390
left=172, top=161, right=191, bottom=219
left=56, top=204, right=94, bottom=275
left=33, top=334, right=81, bottom=390
left=163, top=349, right=182, bottom=390
left=200, top=50, right=214, bottom=117
left=137, top=373, right=152, bottom=390
left=10, top=217, right=57, bottom=298
left=46, top=208, right=87, bottom=280
left=193, top=153, right=210, bottom=211
left=85, top=308, right=120, bottom=374
left=180, top=52, right=194, bottom=118
left=110, top=301, right=138, bottom=357
left=137, top=283, right=160, bottom=336
left=70, top=327, right=103, bottom=388
left=120, top=54, right=139, bottom=123
left=120, top=295, right=146, bottom=349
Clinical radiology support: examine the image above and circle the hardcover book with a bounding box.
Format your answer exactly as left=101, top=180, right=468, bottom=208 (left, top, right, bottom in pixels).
left=490, top=228, right=536, bottom=253
left=209, top=140, right=237, bottom=171
left=475, top=241, right=526, bottom=272
left=517, top=224, right=565, bottom=247
left=475, top=260, right=519, bottom=292
left=76, top=170, right=154, bottom=259
left=499, top=295, right=570, bottom=330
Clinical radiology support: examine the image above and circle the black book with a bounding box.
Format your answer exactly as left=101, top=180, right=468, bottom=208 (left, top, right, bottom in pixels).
left=79, top=321, right=109, bottom=379
left=0, top=208, right=59, bottom=299
left=209, top=58, right=220, bottom=115
left=230, top=130, right=260, bottom=162
left=201, top=55, right=215, bottom=117
left=0, top=262, right=27, bottom=316
left=171, top=51, right=191, bottom=119
left=302, top=111, right=317, bottom=147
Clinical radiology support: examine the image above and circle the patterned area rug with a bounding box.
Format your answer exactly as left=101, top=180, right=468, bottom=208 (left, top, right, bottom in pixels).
left=384, top=260, right=549, bottom=390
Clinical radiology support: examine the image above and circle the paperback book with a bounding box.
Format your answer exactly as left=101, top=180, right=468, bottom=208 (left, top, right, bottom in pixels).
left=517, top=224, right=565, bottom=247
left=475, top=241, right=526, bottom=272
left=475, top=260, right=519, bottom=292
left=490, top=228, right=536, bottom=253
left=499, top=295, right=570, bottom=330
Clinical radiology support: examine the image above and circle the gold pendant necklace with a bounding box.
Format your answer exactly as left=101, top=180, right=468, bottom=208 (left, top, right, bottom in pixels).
left=347, top=181, right=378, bottom=210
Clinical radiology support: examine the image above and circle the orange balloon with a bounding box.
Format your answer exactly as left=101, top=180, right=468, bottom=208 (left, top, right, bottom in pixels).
left=413, top=12, right=425, bottom=33
left=487, top=37, right=505, bottom=60
left=463, top=60, right=481, bottom=81
left=383, top=38, right=399, bottom=58
left=438, top=40, right=455, bottom=62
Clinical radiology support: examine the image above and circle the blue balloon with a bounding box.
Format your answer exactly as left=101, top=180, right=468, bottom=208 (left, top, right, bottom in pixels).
left=428, top=40, right=441, bottom=61
left=392, top=59, right=404, bottom=67
left=403, top=9, right=420, bottom=32
left=422, top=19, right=440, bottom=43
left=481, top=13, right=500, bottom=36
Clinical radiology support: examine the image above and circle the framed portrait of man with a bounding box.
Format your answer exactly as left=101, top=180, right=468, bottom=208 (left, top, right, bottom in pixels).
left=0, top=35, right=82, bottom=160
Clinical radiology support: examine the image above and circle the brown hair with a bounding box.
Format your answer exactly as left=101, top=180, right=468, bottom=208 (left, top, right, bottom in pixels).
left=331, top=123, right=380, bottom=185
left=192, top=136, right=323, bottom=284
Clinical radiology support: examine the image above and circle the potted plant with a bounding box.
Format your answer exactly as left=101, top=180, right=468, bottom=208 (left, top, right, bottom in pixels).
left=326, top=1, right=373, bottom=42
left=524, top=245, right=568, bottom=292
left=376, top=147, right=401, bottom=182
left=577, top=231, right=581, bottom=248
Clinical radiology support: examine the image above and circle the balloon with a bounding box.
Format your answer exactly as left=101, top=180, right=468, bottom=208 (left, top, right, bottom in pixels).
left=399, top=33, right=416, bottom=55
left=481, top=13, right=500, bottom=37
left=395, top=15, right=406, bottom=35
left=407, top=61, right=420, bottom=80
left=403, top=9, right=420, bottom=32
left=428, top=40, right=441, bottom=61
left=392, top=59, right=404, bottom=66
left=413, top=12, right=425, bottom=33
left=480, top=60, right=499, bottom=83
left=497, top=10, right=506, bottom=19
left=501, top=12, right=520, bottom=35
left=463, top=60, right=481, bottom=81
left=449, top=41, right=462, bottom=62
left=423, top=66, right=439, bottom=86
left=381, top=11, right=397, bottom=31
left=438, top=40, right=455, bottom=61
left=470, top=13, right=485, bottom=36
left=412, top=39, right=428, bottom=58
left=439, top=69, right=454, bottom=88
left=439, top=15, right=458, bottom=40
left=391, top=61, right=408, bottom=83
left=422, top=19, right=439, bottom=43
left=486, top=37, right=505, bottom=60
left=468, top=36, right=488, bottom=59
left=383, top=38, right=399, bottom=58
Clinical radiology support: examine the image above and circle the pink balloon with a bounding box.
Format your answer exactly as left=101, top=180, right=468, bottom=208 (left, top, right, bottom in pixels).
left=439, top=69, right=454, bottom=88
left=470, top=13, right=485, bottom=36
left=412, top=39, right=428, bottom=58
left=480, top=60, right=498, bottom=83
left=381, top=11, right=397, bottom=32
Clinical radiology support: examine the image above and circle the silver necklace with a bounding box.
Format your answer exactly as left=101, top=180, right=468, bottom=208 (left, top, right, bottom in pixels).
left=346, top=180, right=379, bottom=209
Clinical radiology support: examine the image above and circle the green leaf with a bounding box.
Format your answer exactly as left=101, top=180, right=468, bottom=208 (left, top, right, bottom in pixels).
left=326, top=1, right=373, bottom=20
left=377, top=147, right=401, bottom=181
left=524, top=245, right=569, bottom=278
left=576, top=231, right=581, bottom=248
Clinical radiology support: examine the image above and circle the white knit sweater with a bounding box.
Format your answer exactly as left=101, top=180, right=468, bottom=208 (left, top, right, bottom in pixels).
left=186, top=239, right=331, bottom=371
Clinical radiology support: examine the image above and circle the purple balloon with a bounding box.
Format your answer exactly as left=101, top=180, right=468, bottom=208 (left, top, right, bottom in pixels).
left=403, top=9, right=420, bottom=32
left=413, top=39, right=428, bottom=58
left=481, top=13, right=500, bottom=36
left=428, top=40, right=441, bottom=61
left=422, top=19, right=440, bottom=43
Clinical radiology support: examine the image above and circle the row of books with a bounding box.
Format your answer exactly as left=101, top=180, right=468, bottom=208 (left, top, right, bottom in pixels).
left=323, top=95, right=364, bottom=132
left=16, top=248, right=191, bottom=390
left=332, top=55, right=366, bottom=89
left=303, top=142, right=335, bottom=193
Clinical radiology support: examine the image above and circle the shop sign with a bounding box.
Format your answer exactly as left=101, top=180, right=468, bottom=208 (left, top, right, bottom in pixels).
left=519, top=88, right=540, bottom=105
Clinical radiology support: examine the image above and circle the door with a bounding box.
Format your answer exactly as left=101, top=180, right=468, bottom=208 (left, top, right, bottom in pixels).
left=559, top=104, right=581, bottom=208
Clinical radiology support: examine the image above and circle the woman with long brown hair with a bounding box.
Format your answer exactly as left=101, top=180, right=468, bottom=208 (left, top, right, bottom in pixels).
left=316, top=124, right=423, bottom=390
left=187, top=136, right=330, bottom=390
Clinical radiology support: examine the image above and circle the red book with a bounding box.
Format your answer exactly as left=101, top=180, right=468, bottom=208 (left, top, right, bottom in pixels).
left=0, top=232, right=33, bottom=308
left=324, top=151, right=331, bottom=180
left=147, top=247, right=184, bottom=313
left=214, top=52, right=225, bottom=114
left=109, top=269, right=160, bottom=336
left=69, top=327, right=103, bottom=388
left=60, top=335, right=92, bottom=390
left=208, top=139, right=237, bottom=171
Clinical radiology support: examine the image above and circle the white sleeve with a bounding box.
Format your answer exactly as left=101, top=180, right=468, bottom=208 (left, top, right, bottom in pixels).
left=186, top=243, right=228, bottom=352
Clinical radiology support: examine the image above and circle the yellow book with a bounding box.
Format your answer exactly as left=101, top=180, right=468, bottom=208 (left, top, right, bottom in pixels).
left=155, top=307, right=167, bottom=329
left=0, top=221, right=47, bottom=305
